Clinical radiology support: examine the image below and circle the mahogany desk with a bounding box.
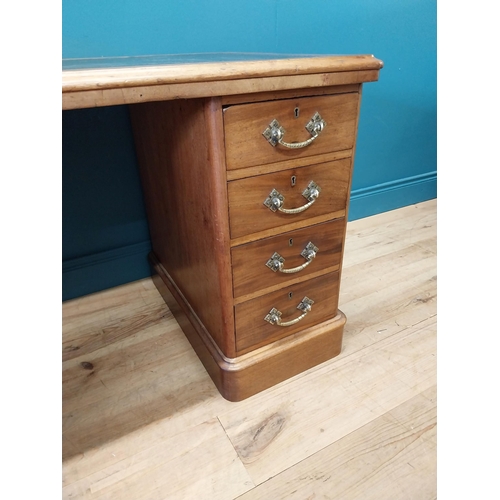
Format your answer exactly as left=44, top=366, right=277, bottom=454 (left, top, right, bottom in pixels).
left=62, top=54, right=383, bottom=401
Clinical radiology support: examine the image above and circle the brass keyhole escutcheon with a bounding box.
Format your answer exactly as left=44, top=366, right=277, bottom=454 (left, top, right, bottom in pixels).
left=288, top=292, right=293, bottom=299
left=294, top=107, right=300, bottom=118
left=289, top=238, right=293, bottom=246
left=291, top=175, right=296, bottom=187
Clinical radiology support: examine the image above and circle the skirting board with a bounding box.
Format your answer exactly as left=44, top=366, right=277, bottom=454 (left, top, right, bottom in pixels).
left=62, top=241, right=151, bottom=301
left=348, top=171, right=436, bottom=221
left=149, top=253, right=345, bottom=402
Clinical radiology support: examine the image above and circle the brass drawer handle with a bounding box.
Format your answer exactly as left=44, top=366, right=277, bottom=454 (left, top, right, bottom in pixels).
left=264, top=181, right=321, bottom=214
left=264, top=297, right=314, bottom=327
left=262, top=112, right=326, bottom=149
left=266, top=242, right=319, bottom=274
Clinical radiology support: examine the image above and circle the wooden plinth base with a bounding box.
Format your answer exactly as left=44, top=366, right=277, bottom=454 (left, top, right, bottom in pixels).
left=150, top=253, right=345, bottom=402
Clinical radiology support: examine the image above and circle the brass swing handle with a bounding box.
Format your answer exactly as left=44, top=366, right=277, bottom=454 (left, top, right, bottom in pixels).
left=262, top=112, right=326, bottom=149
left=264, top=297, right=314, bottom=327
left=264, top=181, right=321, bottom=214
left=266, top=242, right=319, bottom=274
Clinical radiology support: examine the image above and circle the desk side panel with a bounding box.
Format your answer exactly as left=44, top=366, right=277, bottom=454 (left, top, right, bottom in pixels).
left=129, top=98, right=236, bottom=356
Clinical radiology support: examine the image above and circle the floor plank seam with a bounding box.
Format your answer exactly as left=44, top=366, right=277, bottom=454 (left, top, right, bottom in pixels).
left=334, top=324, right=417, bottom=364
left=275, top=314, right=435, bottom=388
left=216, top=416, right=257, bottom=493
left=233, top=393, right=424, bottom=496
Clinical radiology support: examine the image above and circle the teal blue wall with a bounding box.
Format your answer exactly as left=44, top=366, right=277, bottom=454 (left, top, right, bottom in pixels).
left=62, top=0, right=436, bottom=300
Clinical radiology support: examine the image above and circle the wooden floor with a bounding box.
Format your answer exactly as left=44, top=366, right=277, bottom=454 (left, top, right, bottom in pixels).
left=62, top=199, right=437, bottom=500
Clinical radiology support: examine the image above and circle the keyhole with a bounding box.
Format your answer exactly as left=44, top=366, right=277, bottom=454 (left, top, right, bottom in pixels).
left=294, top=107, right=300, bottom=118
left=289, top=238, right=293, bottom=246
left=291, top=175, right=296, bottom=187
left=288, top=292, right=293, bottom=299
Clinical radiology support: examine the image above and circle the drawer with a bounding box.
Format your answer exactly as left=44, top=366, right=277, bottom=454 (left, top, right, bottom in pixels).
left=231, top=219, right=345, bottom=299
left=228, top=158, right=351, bottom=240
left=223, top=93, right=359, bottom=170
left=234, top=271, right=340, bottom=353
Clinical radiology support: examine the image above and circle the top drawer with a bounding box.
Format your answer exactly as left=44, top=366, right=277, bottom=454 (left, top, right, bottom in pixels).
left=223, top=93, right=359, bottom=170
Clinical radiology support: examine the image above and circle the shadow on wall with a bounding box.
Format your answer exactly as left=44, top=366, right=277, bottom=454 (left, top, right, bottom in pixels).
left=62, top=106, right=151, bottom=301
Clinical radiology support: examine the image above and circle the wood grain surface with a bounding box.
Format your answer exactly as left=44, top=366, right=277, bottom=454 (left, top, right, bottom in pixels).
left=151, top=252, right=345, bottom=401
left=62, top=55, right=383, bottom=92
left=62, top=55, right=382, bottom=109
left=129, top=97, right=236, bottom=356
left=223, top=92, right=359, bottom=170
left=63, top=71, right=380, bottom=109
left=62, top=199, right=436, bottom=500
left=228, top=158, right=352, bottom=240
left=225, top=149, right=352, bottom=181
left=221, top=83, right=360, bottom=106
left=234, top=271, right=340, bottom=353
left=231, top=218, right=344, bottom=300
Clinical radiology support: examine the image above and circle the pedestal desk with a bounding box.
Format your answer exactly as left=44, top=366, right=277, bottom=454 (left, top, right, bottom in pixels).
left=62, top=54, right=383, bottom=401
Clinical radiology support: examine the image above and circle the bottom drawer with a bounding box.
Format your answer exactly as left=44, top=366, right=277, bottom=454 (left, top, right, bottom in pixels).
left=234, top=271, right=339, bottom=353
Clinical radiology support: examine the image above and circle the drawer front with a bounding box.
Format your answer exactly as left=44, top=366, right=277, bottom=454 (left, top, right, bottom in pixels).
left=231, top=219, right=345, bottom=299
left=223, top=93, right=359, bottom=170
left=228, top=158, right=351, bottom=240
left=235, top=271, right=340, bottom=353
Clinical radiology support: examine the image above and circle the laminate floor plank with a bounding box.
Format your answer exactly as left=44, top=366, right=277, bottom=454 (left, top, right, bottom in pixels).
left=63, top=280, right=236, bottom=486
left=235, top=389, right=437, bottom=500
left=344, top=200, right=436, bottom=238
left=63, top=418, right=254, bottom=500
left=62, top=280, right=169, bottom=358
left=342, top=201, right=436, bottom=266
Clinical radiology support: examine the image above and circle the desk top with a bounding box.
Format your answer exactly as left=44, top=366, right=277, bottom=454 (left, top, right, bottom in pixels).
left=62, top=53, right=383, bottom=110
